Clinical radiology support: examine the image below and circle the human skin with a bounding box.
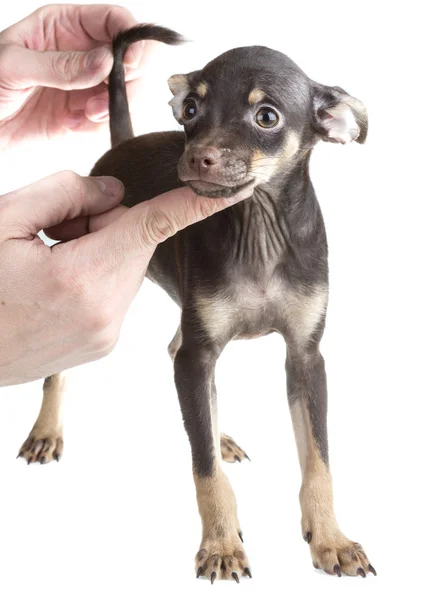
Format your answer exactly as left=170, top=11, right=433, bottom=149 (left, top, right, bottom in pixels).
left=0, top=3, right=154, bottom=148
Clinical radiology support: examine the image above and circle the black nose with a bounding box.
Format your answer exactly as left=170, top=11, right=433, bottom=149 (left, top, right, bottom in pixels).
left=188, top=147, right=222, bottom=172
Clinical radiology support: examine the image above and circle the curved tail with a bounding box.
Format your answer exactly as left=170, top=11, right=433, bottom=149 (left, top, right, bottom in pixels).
left=109, top=24, right=184, bottom=147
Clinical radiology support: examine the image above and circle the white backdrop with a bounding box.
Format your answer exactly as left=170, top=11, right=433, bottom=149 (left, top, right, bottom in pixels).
left=0, top=2, right=441, bottom=599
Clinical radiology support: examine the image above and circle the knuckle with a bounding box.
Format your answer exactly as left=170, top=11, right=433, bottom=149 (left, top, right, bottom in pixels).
left=198, top=196, right=219, bottom=219
left=92, top=334, right=119, bottom=359
left=142, top=210, right=177, bottom=244
left=88, top=309, right=114, bottom=336
left=87, top=317, right=119, bottom=354
left=53, top=170, right=85, bottom=210
left=51, top=51, right=79, bottom=84
left=82, top=299, right=116, bottom=340
left=55, top=170, right=83, bottom=191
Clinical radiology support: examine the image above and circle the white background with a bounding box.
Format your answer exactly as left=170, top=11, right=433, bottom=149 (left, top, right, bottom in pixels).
left=0, top=1, right=441, bottom=599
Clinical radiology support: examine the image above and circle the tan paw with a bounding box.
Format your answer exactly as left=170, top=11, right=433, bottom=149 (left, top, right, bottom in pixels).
left=304, top=530, right=376, bottom=577
left=18, top=431, right=63, bottom=465
left=220, top=434, right=250, bottom=463
left=196, top=535, right=252, bottom=583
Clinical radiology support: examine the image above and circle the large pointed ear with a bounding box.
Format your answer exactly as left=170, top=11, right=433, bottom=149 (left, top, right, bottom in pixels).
left=312, top=84, right=368, bottom=144
left=167, top=71, right=200, bottom=121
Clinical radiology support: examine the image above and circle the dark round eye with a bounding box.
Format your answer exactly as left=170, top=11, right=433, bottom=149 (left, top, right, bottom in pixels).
left=256, top=108, right=279, bottom=128
left=183, top=99, right=198, bottom=121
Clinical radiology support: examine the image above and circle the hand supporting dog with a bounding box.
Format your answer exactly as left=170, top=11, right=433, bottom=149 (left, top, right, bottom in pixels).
left=21, top=24, right=374, bottom=581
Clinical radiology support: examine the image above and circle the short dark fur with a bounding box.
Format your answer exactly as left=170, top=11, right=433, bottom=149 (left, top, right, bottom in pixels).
left=90, top=24, right=370, bottom=579
left=110, top=25, right=184, bottom=146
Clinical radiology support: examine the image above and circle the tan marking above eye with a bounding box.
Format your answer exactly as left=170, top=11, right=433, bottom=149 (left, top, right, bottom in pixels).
left=248, top=88, right=266, bottom=105
left=196, top=82, right=208, bottom=98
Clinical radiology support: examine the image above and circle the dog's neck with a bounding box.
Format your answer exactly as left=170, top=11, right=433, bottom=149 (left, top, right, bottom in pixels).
left=229, top=154, right=322, bottom=269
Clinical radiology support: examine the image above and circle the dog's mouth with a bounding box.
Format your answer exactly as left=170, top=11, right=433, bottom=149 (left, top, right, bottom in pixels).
left=186, top=179, right=255, bottom=198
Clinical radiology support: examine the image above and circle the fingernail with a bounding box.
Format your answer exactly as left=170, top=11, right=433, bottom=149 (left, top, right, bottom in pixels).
left=87, top=46, right=111, bottom=71
left=87, top=96, right=109, bottom=119
left=95, top=176, right=124, bottom=197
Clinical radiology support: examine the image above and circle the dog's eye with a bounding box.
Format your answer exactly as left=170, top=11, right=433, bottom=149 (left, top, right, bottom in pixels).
left=183, top=99, right=198, bottom=121
left=256, top=108, right=279, bottom=128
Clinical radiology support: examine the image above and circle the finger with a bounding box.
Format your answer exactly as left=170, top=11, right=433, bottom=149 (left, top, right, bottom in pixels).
left=45, top=206, right=128, bottom=242
left=77, top=5, right=146, bottom=67
left=1, top=172, right=124, bottom=237
left=0, top=44, right=113, bottom=91
left=67, top=82, right=108, bottom=113
left=72, top=184, right=254, bottom=273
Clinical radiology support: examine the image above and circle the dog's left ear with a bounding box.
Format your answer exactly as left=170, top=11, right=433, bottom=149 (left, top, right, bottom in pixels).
left=312, top=84, right=368, bottom=144
left=168, top=71, right=200, bottom=122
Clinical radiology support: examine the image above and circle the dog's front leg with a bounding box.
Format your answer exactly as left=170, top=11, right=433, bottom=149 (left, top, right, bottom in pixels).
left=174, top=336, right=251, bottom=583
left=286, top=346, right=375, bottom=577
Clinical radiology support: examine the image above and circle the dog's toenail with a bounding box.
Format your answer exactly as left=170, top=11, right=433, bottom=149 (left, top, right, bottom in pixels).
left=333, top=564, right=342, bottom=577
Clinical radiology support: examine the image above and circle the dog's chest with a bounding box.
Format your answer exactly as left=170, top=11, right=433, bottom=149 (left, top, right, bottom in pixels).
left=196, top=276, right=328, bottom=345
left=190, top=189, right=328, bottom=345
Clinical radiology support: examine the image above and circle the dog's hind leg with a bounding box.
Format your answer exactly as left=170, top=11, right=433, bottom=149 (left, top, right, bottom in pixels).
left=220, top=434, right=250, bottom=464
left=167, top=326, right=182, bottom=360
left=18, top=373, right=64, bottom=465
left=174, top=322, right=251, bottom=583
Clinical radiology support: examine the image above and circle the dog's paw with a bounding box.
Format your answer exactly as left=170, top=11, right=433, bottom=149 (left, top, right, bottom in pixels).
left=304, top=529, right=376, bottom=577
left=196, top=536, right=252, bottom=583
left=220, top=434, right=250, bottom=463
left=17, top=430, right=63, bottom=465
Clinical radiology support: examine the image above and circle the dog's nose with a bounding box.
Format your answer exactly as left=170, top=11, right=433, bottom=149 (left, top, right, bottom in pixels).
left=188, top=147, right=222, bottom=173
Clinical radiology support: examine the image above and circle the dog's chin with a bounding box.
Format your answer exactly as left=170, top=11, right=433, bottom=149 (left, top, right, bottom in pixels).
left=186, top=179, right=254, bottom=199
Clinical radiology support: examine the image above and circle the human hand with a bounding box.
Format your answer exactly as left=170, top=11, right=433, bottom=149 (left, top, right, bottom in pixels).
left=0, top=171, right=253, bottom=386
left=0, top=4, right=153, bottom=148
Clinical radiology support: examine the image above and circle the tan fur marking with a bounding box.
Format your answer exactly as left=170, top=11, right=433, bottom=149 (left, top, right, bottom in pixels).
left=285, top=283, right=328, bottom=350
left=194, top=467, right=250, bottom=580
left=249, top=131, right=301, bottom=183
left=18, top=372, right=65, bottom=464
left=196, top=293, right=233, bottom=341
left=248, top=88, right=265, bottom=105
left=168, top=327, right=182, bottom=360
left=195, top=282, right=327, bottom=347
left=196, top=81, right=208, bottom=98
left=291, top=400, right=372, bottom=575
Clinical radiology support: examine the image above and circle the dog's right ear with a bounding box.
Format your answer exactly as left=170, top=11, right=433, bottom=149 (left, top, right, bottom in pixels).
left=168, top=71, right=199, bottom=122
left=312, top=84, right=368, bottom=144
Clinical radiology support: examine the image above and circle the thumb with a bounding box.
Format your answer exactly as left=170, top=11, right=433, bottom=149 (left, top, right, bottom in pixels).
left=0, top=44, right=113, bottom=90
left=76, top=184, right=254, bottom=272
left=0, top=171, right=124, bottom=239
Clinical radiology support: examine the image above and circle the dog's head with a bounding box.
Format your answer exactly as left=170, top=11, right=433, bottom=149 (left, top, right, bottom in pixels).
left=168, top=46, right=367, bottom=198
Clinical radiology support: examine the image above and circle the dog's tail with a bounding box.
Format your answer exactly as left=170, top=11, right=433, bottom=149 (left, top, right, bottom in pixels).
left=109, top=24, right=184, bottom=147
